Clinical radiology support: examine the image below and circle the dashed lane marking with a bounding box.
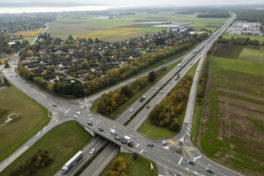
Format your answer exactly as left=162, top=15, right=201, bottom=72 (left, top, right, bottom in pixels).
left=193, top=156, right=201, bottom=161
left=178, top=157, right=183, bottom=165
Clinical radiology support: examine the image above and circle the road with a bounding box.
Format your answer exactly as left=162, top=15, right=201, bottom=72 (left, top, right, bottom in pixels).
left=75, top=13, right=241, bottom=176
left=0, top=12, right=242, bottom=176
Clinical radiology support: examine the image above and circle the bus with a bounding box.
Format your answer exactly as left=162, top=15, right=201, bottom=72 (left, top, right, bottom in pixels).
left=61, top=151, right=83, bottom=174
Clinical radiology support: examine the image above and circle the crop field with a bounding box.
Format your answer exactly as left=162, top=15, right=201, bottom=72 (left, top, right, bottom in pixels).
left=13, top=28, right=44, bottom=37
left=0, top=86, right=50, bottom=162
left=196, top=44, right=264, bottom=176
left=222, top=32, right=264, bottom=43
left=1, top=121, right=92, bottom=176
left=46, top=11, right=228, bottom=42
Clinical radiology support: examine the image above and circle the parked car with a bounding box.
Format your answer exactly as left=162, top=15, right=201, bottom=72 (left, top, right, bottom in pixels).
left=187, top=159, right=195, bottom=165
left=129, top=108, right=134, bottom=113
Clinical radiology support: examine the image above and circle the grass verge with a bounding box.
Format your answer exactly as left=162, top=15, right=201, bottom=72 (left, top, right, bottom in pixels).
left=0, top=86, right=50, bottom=162
left=0, top=121, right=92, bottom=176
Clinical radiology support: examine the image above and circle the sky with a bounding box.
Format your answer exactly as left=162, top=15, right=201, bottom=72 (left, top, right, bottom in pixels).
left=1, top=0, right=264, bottom=7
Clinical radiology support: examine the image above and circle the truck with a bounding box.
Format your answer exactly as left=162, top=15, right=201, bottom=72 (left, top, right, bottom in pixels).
left=120, top=136, right=133, bottom=147
left=61, top=151, right=83, bottom=174
left=139, top=95, right=146, bottom=102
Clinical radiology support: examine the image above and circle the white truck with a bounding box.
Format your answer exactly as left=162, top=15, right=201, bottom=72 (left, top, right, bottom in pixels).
left=61, top=151, right=83, bottom=174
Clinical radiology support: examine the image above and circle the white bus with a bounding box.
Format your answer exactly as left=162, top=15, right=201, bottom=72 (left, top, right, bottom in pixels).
left=62, top=151, right=83, bottom=174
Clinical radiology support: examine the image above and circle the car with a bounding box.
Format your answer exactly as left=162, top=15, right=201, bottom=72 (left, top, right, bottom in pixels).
left=155, top=86, right=159, bottom=90
left=23, top=80, right=26, bottom=83
left=187, top=159, right=195, bottom=165
left=147, top=144, right=154, bottom=148
left=146, top=105, right=150, bottom=109
left=90, top=148, right=96, bottom=154
left=160, top=90, right=163, bottom=94
left=52, top=104, right=57, bottom=107
left=110, top=129, right=117, bottom=135
left=162, top=140, right=168, bottom=145
left=98, top=127, right=104, bottom=132
left=87, top=121, right=93, bottom=126
left=129, top=108, right=134, bottom=113
left=30, top=85, right=34, bottom=88
left=169, top=170, right=179, bottom=176
left=74, top=114, right=78, bottom=118
left=76, top=111, right=80, bottom=115
left=115, top=136, right=120, bottom=141
left=177, top=64, right=181, bottom=67
left=205, top=167, right=213, bottom=173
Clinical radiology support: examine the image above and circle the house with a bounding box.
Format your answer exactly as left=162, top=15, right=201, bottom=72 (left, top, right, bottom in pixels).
left=77, top=69, right=89, bottom=77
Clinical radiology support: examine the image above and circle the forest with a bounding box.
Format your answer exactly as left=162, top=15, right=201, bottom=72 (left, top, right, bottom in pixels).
left=148, top=75, right=192, bottom=131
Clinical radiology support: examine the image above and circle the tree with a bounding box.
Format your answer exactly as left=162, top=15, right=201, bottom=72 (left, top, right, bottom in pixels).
left=148, top=71, right=156, bottom=83
left=4, top=61, right=10, bottom=68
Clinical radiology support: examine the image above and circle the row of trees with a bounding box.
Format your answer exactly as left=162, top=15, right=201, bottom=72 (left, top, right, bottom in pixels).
left=96, top=67, right=167, bottom=116
left=148, top=75, right=193, bottom=131
left=83, top=33, right=208, bottom=96
left=197, top=55, right=210, bottom=104
left=104, top=157, right=128, bottom=176
left=197, top=12, right=230, bottom=18
left=8, top=150, right=53, bottom=176
left=218, top=36, right=262, bottom=46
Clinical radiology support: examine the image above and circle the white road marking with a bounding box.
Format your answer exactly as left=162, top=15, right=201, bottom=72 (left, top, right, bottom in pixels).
left=178, top=157, right=183, bottom=165
left=193, top=156, right=201, bottom=161
left=136, top=144, right=139, bottom=147
left=140, top=149, right=144, bottom=154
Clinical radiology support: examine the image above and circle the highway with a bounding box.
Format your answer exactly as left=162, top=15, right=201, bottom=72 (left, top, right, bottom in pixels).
left=75, top=13, right=241, bottom=176
left=0, top=12, right=243, bottom=176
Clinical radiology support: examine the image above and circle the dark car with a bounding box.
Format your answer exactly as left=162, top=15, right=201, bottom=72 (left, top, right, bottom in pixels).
left=98, top=127, right=104, bottom=132
left=205, top=168, right=213, bottom=173
left=146, top=105, right=150, bottom=109
left=187, top=159, right=195, bottom=165
left=87, top=121, right=93, bottom=126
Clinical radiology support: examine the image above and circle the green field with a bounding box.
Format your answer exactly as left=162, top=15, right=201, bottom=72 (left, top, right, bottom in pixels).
left=194, top=43, right=264, bottom=176
left=222, top=32, right=264, bottom=43
left=0, top=86, right=50, bottom=162
left=138, top=59, right=199, bottom=139
left=100, top=153, right=158, bottom=176
left=46, top=12, right=228, bottom=41
left=0, top=121, right=92, bottom=176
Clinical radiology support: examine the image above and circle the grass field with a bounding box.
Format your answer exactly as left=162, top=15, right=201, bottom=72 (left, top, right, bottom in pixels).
left=100, top=153, right=158, bottom=176
left=0, top=54, right=13, bottom=65
left=222, top=32, right=264, bottom=43
left=0, top=86, right=50, bottom=163
left=46, top=11, right=228, bottom=41
left=0, top=121, right=92, bottom=176
left=13, top=28, right=44, bottom=37
left=138, top=59, right=200, bottom=139
left=195, top=43, right=264, bottom=176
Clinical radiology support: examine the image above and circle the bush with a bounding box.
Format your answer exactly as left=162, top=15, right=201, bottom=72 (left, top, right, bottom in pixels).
left=8, top=150, right=53, bottom=176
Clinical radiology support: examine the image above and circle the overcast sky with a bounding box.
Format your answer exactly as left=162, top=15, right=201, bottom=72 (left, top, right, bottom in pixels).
left=1, top=0, right=264, bottom=7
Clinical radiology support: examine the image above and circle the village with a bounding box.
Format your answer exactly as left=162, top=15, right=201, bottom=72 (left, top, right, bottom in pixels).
left=19, top=28, right=192, bottom=84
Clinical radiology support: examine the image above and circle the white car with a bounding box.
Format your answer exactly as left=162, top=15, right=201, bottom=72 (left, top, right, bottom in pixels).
left=110, top=129, right=117, bottom=135
left=129, top=108, right=134, bottom=113
left=90, top=148, right=96, bottom=154
left=155, top=87, right=159, bottom=90
left=160, top=90, right=163, bottom=94
left=162, top=140, right=168, bottom=145
left=74, top=114, right=78, bottom=118
left=177, top=64, right=181, bottom=67
left=76, top=111, right=80, bottom=115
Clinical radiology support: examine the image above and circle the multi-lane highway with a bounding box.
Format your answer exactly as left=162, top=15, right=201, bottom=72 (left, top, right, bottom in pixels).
left=0, top=12, right=242, bottom=176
